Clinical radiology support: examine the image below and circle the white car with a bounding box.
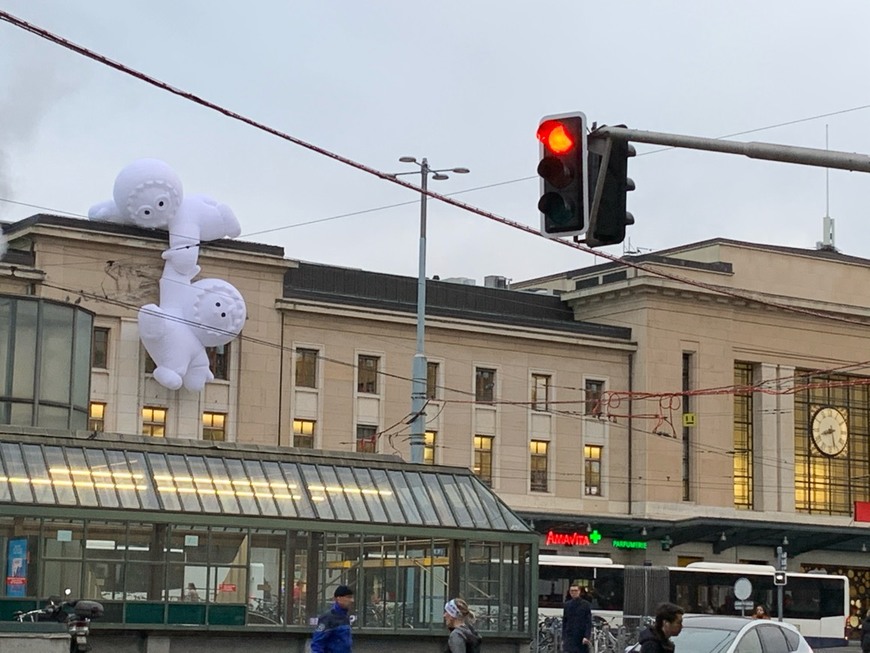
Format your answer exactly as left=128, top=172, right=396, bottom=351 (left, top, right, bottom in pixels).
left=627, top=615, right=813, bottom=653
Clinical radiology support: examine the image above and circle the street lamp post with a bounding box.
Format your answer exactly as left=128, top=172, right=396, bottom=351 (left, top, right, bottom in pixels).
left=390, top=157, right=469, bottom=463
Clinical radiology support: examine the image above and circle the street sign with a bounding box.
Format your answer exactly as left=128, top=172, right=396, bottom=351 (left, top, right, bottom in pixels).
left=734, top=577, right=752, bottom=600
left=734, top=600, right=755, bottom=610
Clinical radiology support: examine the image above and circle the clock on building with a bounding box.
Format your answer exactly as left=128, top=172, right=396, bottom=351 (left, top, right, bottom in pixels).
left=811, top=406, right=848, bottom=456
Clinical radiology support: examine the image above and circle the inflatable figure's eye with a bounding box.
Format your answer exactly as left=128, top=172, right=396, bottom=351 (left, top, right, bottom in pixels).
left=157, top=200, right=165, bottom=208
left=143, top=209, right=151, bottom=216
left=215, top=302, right=222, bottom=307
left=221, top=312, right=226, bottom=318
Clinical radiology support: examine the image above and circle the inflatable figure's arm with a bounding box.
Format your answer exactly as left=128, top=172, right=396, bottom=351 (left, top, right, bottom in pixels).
left=182, top=348, right=215, bottom=392
left=187, top=195, right=241, bottom=241
left=88, top=200, right=125, bottom=224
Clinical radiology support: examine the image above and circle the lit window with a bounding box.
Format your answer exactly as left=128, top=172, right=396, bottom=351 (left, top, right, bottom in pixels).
left=142, top=406, right=167, bottom=438
left=585, top=380, right=604, bottom=416
left=424, top=431, right=437, bottom=465
left=475, top=368, right=496, bottom=403
left=530, top=440, right=549, bottom=492
left=92, top=328, right=109, bottom=369
left=296, top=349, right=319, bottom=388
left=532, top=374, right=551, bottom=411
left=473, top=435, right=494, bottom=486
left=293, top=419, right=315, bottom=449
left=202, top=412, right=226, bottom=441
left=88, top=402, right=106, bottom=432
left=584, top=445, right=602, bottom=496
left=206, top=344, right=229, bottom=381
left=356, top=425, right=377, bottom=453
left=357, top=356, right=379, bottom=394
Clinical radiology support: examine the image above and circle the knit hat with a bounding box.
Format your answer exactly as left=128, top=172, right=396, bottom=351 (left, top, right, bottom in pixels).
left=334, top=585, right=354, bottom=597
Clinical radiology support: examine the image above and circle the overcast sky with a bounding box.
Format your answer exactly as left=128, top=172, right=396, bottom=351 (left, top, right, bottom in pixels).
left=2, top=1, right=870, bottom=285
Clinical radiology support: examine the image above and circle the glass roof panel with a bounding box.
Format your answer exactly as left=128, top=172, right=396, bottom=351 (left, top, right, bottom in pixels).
left=335, top=466, right=370, bottom=522
left=126, top=450, right=158, bottom=510
left=454, top=475, right=491, bottom=529
left=421, top=472, right=458, bottom=527
left=261, top=461, right=298, bottom=518
left=186, top=456, right=221, bottom=513
left=352, top=468, right=388, bottom=523
left=205, top=457, right=240, bottom=514
left=403, top=471, right=440, bottom=526
left=22, top=444, right=55, bottom=505
left=44, top=446, right=76, bottom=505
left=2, top=443, right=33, bottom=503
left=165, top=454, right=201, bottom=512
left=242, top=460, right=279, bottom=516
left=64, top=448, right=97, bottom=507
left=0, top=446, right=12, bottom=503
left=387, top=471, right=422, bottom=525
left=104, top=449, right=140, bottom=510
left=369, top=469, right=405, bottom=524
left=471, top=478, right=507, bottom=530
left=438, top=475, right=474, bottom=528
left=279, top=462, right=314, bottom=519
left=222, top=458, right=258, bottom=514
left=300, top=464, right=334, bottom=520
left=84, top=448, right=120, bottom=508
left=148, top=453, right=180, bottom=512
left=315, top=466, right=352, bottom=521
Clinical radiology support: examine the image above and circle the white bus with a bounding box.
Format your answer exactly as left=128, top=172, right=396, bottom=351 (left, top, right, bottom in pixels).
left=537, top=555, right=849, bottom=649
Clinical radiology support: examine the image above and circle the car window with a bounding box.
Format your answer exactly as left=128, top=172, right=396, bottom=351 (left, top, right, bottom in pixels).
left=781, top=628, right=800, bottom=652
left=735, top=628, right=763, bottom=653
left=757, top=625, right=790, bottom=653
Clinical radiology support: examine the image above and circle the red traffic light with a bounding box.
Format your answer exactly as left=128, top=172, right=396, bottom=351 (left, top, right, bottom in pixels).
left=537, top=120, right=575, bottom=155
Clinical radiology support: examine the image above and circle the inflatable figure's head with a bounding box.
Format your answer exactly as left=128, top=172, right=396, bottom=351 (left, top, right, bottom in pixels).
left=113, top=159, right=183, bottom=229
left=185, top=278, right=246, bottom=347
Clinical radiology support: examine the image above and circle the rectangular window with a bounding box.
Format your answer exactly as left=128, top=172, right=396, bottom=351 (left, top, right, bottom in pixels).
left=426, top=362, right=439, bottom=400
left=584, top=445, right=602, bottom=496
left=585, top=379, right=604, bottom=416
left=296, top=349, right=318, bottom=388
left=531, top=374, right=551, bottom=411
left=202, top=412, right=226, bottom=441
left=530, top=440, right=549, bottom=492
left=142, top=406, right=167, bottom=438
left=473, top=435, right=494, bottom=486
left=293, top=419, right=315, bottom=449
left=357, top=355, right=379, bottom=394
left=356, top=425, right=377, bottom=453
left=734, top=362, right=754, bottom=510
left=206, top=344, right=229, bottom=381
left=475, top=368, right=496, bottom=403
left=424, top=430, right=436, bottom=465
left=92, top=327, right=109, bottom=369
left=88, top=402, right=106, bottom=431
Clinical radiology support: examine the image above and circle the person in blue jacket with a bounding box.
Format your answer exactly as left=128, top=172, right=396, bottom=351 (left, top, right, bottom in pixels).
left=311, top=585, right=354, bottom=653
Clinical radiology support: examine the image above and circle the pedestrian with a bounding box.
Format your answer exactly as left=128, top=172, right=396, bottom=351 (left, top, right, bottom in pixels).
left=861, top=609, right=870, bottom=653
left=311, top=585, right=354, bottom=653
left=637, top=602, right=684, bottom=653
left=561, top=584, right=592, bottom=653
left=444, top=598, right=482, bottom=653
left=185, top=583, right=201, bottom=602
left=752, top=604, right=770, bottom=620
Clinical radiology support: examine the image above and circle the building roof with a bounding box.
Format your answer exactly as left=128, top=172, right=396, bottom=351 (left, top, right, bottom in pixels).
left=284, top=261, right=633, bottom=340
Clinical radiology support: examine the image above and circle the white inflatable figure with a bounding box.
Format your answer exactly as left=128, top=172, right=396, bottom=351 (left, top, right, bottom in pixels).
left=138, top=265, right=246, bottom=392
left=88, top=159, right=241, bottom=277
left=0, top=232, right=7, bottom=260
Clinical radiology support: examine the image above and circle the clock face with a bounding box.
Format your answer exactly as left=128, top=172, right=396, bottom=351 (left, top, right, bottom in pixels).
left=811, top=407, right=848, bottom=456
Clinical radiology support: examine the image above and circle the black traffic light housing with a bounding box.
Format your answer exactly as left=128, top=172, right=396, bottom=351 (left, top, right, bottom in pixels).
left=773, top=571, right=787, bottom=586
left=537, top=112, right=588, bottom=238
left=583, top=128, right=636, bottom=247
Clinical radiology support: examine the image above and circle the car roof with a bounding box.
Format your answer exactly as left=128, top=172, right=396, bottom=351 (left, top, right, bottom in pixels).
left=681, top=615, right=757, bottom=631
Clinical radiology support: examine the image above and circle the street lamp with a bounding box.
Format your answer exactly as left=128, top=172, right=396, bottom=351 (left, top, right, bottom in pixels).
left=390, top=157, right=469, bottom=463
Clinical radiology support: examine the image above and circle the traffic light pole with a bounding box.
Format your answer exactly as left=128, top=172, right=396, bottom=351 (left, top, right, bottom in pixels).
left=595, top=126, right=870, bottom=173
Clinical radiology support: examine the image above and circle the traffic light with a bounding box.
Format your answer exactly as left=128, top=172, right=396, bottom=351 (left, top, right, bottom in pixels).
left=584, top=130, right=636, bottom=247
left=774, top=571, right=787, bottom=586
left=537, top=113, right=588, bottom=238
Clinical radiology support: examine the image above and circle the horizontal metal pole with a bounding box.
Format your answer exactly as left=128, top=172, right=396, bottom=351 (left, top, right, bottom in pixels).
left=595, top=126, right=870, bottom=173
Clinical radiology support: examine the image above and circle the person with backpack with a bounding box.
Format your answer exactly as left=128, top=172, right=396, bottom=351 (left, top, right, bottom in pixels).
left=861, top=609, right=870, bottom=653
left=444, top=598, right=482, bottom=653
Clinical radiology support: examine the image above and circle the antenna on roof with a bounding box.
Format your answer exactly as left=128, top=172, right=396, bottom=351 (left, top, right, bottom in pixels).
left=816, top=124, right=837, bottom=252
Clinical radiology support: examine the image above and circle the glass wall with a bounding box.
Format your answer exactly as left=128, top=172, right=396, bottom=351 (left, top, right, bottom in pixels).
left=0, top=296, right=93, bottom=430
left=0, top=516, right=532, bottom=633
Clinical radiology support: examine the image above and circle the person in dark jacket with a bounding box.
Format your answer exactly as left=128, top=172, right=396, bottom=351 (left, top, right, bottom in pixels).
left=561, top=584, right=592, bottom=653
left=638, top=603, right=684, bottom=653
left=311, top=585, right=354, bottom=653
left=861, top=609, right=870, bottom=653
left=444, top=598, right=482, bottom=653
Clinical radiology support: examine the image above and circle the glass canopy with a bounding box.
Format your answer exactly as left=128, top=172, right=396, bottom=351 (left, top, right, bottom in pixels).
left=0, top=438, right=531, bottom=533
